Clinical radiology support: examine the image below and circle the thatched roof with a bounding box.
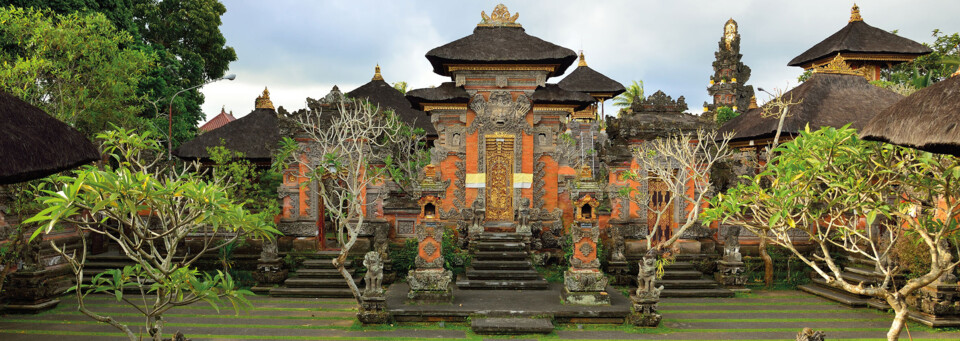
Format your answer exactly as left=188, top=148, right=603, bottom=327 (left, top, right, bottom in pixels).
left=531, top=84, right=595, bottom=110
left=174, top=108, right=280, bottom=162
left=788, top=20, right=931, bottom=67
left=718, top=73, right=902, bottom=142
left=405, top=82, right=469, bottom=108
left=347, top=78, right=436, bottom=136
left=425, top=26, right=577, bottom=77
left=860, top=75, right=960, bottom=156
left=0, top=90, right=99, bottom=184
left=557, top=53, right=625, bottom=97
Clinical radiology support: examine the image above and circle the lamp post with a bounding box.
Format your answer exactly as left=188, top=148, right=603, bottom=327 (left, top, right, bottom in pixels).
left=168, top=74, right=237, bottom=160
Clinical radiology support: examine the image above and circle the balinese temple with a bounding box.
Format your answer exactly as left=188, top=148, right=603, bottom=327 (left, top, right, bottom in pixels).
left=704, top=18, right=755, bottom=117
left=199, top=106, right=237, bottom=133
left=787, top=4, right=931, bottom=81
left=175, top=87, right=281, bottom=166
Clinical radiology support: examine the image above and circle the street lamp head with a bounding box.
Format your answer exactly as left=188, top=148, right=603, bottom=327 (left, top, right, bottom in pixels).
left=757, top=87, right=766, bottom=93
left=223, top=74, right=237, bottom=81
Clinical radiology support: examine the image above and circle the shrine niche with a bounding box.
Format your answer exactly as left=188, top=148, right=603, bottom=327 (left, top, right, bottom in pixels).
left=418, top=196, right=441, bottom=220
left=575, top=194, right=600, bottom=222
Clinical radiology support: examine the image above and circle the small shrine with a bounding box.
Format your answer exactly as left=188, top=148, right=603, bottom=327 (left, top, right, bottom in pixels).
left=704, top=18, right=755, bottom=116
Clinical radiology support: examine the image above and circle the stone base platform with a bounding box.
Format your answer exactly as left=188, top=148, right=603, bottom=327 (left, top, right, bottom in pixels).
left=386, top=282, right=631, bottom=323
left=471, top=317, right=554, bottom=334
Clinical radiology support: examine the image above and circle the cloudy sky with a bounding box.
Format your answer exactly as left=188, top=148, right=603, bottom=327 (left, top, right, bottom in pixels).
left=199, top=0, right=960, bottom=122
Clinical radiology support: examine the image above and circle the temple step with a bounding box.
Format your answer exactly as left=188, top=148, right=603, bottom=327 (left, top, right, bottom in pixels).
left=283, top=277, right=361, bottom=288
left=268, top=287, right=355, bottom=298
left=471, top=260, right=533, bottom=270
left=657, top=278, right=721, bottom=289
left=663, top=261, right=697, bottom=271
left=473, top=251, right=529, bottom=260
left=660, top=288, right=735, bottom=298
left=660, top=270, right=704, bottom=280
left=295, top=268, right=355, bottom=278
left=798, top=282, right=870, bottom=307
left=456, top=275, right=549, bottom=290
left=471, top=317, right=554, bottom=335
left=465, top=268, right=540, bottom=280
left=301, top=259, right=353, bottom=269
left=476, top=232, right=524, bottom=242
left=474, top=241, right=526, bottom=251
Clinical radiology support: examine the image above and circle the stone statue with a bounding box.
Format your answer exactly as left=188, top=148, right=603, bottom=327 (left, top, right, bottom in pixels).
left=363, top=251, right=384, bottom=296
left=468, top=200, right=485, bottom=237
left=796, top=328, right=825, bottom=341
left=722, top=226, right=742, bottom=262
left=516, top=197, right=531, bottom=234
left=260, top=238, right=278, bottom=261
left=636, top=250, right=663, bottom=299
left=610, top=225, right=626, bottom=262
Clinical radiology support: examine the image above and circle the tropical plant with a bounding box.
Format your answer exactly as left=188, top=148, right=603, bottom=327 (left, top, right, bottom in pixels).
left=884, top=29, right=960, bottom=85
left=25, top=128, right=279, bottom=341
left=612, top=80, right=644, bottom=109
left=392, top=81, right=409, bottom=95
left=704, top=126, right=960, bottom=341
left=715, top=106, right=739, bottom=125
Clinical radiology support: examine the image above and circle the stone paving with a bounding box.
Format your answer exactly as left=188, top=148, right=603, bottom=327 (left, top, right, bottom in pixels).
left=2, top=290, right=959, bottom=340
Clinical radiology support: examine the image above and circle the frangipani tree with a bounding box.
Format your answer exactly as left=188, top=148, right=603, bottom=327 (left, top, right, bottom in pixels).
left=704, top=126, right=960, bottom=341
left=26, top=128, right=279, bottom=341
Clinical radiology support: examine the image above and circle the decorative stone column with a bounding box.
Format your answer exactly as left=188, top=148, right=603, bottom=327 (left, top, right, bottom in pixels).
left=4, top=235, right=72, bottom=313
left=908, top=264, right=960, bottom=327
left=358, top=251, right=390, bottom=324
left=406, top=223, right=452, bottom=302
left=716, top=225, right=747, bottom=292
left=563, top=217, right=610, bottom=305
left=607, top=222, right=631, bottom=286
left=253, top=238, right=287, bottom=292
left=628, top=250, right=663, bottom=326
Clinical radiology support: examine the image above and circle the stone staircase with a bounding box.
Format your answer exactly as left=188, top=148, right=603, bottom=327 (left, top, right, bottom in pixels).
left=659, top=254, right=734, bottom=298
left=798, top=254, right=890, bottom=309
left=81, top=252, right=141, bottom=290
left=456, top=232, right=548, bottom=290
left=269, top=251, right=361, bottom=298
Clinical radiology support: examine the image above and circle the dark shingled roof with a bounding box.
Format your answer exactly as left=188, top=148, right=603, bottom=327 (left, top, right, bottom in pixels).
left=718, top=73, right=902, bottom=142
left=557, top=64, right=625, bottom=97
left=788, top=20, right=932, bottom=67
left=174, top=108, right=280, bottom=162
left=860, top=75, right=960, bottom=156
left=531, top=84, right=595, bottom=110
left=348, top=79, right=436, bottom=136
left=405, top=82, right=470, bottom=108
left=0, top=90, right=99, bottom=184
left=425, top=26, right=577, bottom=77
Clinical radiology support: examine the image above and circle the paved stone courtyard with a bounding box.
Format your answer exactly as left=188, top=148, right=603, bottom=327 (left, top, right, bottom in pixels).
left=2, top=290, right=959, bottom=340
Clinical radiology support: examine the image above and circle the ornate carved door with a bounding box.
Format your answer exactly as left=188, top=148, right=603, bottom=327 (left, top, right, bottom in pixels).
left=647, top=175, right=674, bottom=243
left=485, top=134, right=514, bottom=221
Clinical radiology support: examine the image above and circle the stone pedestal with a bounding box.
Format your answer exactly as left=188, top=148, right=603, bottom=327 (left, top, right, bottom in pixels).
left=907, top=281, right=960, bottom=327
left=4, top=264, right=72, bottom=313
left=627, top=295, right=662, bottom=327
left=608, top=260, right=631, bottom=286
left=253, top=258, right=288, bottom=286
left=562, top=269, right=610, bottom=305
left=407, top=268, right=452, bottom=302
left=358, top=296, right=390, bottom=324
left=716, top=259, right=748, bottom=292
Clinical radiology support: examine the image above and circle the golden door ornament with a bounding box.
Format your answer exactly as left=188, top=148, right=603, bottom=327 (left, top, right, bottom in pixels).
left=485, top=134, right=514, bottom=221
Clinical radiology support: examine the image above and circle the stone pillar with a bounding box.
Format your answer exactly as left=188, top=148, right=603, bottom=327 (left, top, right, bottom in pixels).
left=252, top=238, right=287, bottom=293
left=406, top=223, right=452, bottom=302
left=628, top=250, right=663, bottom=326
left=562, top=222, right=610, bottom=305
left=358, top=251, right=390, bottom=323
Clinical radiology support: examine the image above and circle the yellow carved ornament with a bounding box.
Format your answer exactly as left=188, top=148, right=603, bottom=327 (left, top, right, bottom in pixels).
left=479, top=4, right=520, bottom=27
left=255, top=87, right=274, bottom=110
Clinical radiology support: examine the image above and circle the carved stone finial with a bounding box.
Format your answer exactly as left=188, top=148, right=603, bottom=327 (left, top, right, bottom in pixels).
left=372, top=64, right=383, bottom=81
left=724, top=18, right=738, bottom=50
left=813, top=54, right=864, bottom=76
left=849, top=3, right=863, bottom=22
left=578, top=51, right=588, bottom=67
left=255, top=87, right=274, bottom=110
left=479, top=4, right=520, bottom=27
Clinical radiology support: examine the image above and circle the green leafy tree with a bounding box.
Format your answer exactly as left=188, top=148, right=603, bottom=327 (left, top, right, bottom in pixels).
left=26, top=128, right=279, bottom=341
left=884, top=29, right=960, bottom=86
left=612, top=80, right=644, bottom=110
left=704, top=126, right=960, bottom=341
left=715, top=106, right=739, bottom=125
left=0, top=6, right=154, bottom=136
left=392, top=81, right=409, bottom=95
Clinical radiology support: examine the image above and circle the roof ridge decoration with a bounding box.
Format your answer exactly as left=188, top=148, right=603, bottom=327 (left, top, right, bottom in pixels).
left=813, top=54, right=865, bottom=76
left=255, top=87, right=274, bottom=109
left=372, top=64, right=383, bottom=81
left=479, top=4, right=520, bottom=27
left=578, top=51, right=587, bottom=67
left=850, top=3, right=863, bottom=23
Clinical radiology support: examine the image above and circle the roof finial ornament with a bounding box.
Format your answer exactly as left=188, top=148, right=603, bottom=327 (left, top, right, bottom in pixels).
left=255, top=87, right=275, bottom=110
left=749, top=95, right=759, bottom=109
left=850, top=3, right=863, bottom=22
left=372, top=64, right=383, bottom=81
left=578, top=50, right=587, bottom=67
left=813, top=54, right=865, bottom=77
left=479, top=4, right=520, bottom=27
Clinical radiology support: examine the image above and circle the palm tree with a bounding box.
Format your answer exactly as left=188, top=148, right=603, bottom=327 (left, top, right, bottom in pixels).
left=612, top=80, right=644, bottom=108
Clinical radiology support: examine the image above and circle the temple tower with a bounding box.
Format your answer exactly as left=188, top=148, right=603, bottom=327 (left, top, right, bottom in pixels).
left=705, top=18, right=754, bottom=116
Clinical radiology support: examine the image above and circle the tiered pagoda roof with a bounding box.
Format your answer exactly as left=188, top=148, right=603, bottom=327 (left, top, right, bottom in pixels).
left=347, top=65, right=436, bottom=135
left=531, top=84, right=596, bottom=110
left=0, top=90, right=99, bottom=184
left=861, top=72, right=960, bottom=157
left=718, top=68, right=902, bottom=144
left=788, top=4, right=931, bottom=68
left=557, top=52, right=625, bottom=99
left=175, top=88, right=280, bottom=163
left=405, top=82, right=470, bottom=108
left=425, top=4, right=577, bottom=77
